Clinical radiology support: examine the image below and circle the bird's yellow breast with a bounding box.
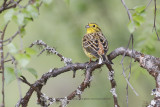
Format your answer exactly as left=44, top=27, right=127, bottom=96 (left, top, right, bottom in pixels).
left=83, top=47, right=96, bottom=59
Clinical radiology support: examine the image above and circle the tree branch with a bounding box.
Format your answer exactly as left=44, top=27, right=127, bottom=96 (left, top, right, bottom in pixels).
left=0, top=0, right=23, bottom=13
left=108, top=47, right=160, bottom=106
left=16, top=46, right=160, bottom=107
left=145, top=0, right=153, bottom=9
left=120, top=0, right=133, bottom=22
left=29, top=40, right=72, bottom=65
left=120, top=1, right=135, bottom=104
left=0, top=22, right=9, bottom=107
left=106, top=63, right=119, bottom=107
left=152, top=0, right=160, bottom=40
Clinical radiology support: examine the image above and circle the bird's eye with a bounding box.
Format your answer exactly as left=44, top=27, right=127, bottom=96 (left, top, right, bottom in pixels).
left=93, top=25, right=95, bottom=27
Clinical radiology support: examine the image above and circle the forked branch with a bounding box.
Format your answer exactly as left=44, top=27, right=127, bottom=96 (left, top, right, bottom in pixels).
left=17, top=41, right=160, bottom=107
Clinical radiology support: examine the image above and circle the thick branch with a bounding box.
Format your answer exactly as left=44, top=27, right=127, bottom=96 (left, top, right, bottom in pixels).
left=106, top=63, right=119, bottom=107
left=108, top=47, right=160, bottom=73
left=18, top=47, right=160, bottom=107
left=18, top=61, right=104, bottom=107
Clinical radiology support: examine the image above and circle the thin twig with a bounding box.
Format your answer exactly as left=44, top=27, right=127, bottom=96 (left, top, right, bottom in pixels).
left=126, top=35, right=133, bottom=107
left=0, top=29, right=20, bottom=48
left=0, top=30, right=20, bottom=44
left=145, top=0, right=153, bottom=9
left=29, top=40, right=72, bottom=65
left=120, top=0, right=136, bottom=102
left=0, top=0, right=23, bottom=13
left=152, top=0, right=160, bottom=40
left=122, top=63, right=138, bottom=96
left=4, top=59, right=12, bottom=63
left=4, top=52, right=9, bottom=60
left=120, top=0, right=134, bottom=65
left=19, top=76, right=32, bottom=86
left=0, top=19, right=9, bottom=107
left=11, top=55, right=22, bottom=99
left=120, top=0, right=133, bottom=22
left=1, top=22, right=9, bottom=38
left=19, top=27, right=23, bottom=51
left=120, top=35, right=136, bottom=97
left=121, top=34, right=132, bottom=64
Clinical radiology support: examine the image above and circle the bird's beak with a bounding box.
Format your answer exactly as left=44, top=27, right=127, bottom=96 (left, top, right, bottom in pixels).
left=85, top=25, right=90, bottom=28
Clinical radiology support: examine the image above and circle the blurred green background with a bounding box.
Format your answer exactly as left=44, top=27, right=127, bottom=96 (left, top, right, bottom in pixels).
left=0, top=0, right=160, bottom=107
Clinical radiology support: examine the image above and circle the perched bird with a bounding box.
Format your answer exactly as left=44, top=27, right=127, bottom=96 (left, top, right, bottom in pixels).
left=82, top=23, right=111, bottom=64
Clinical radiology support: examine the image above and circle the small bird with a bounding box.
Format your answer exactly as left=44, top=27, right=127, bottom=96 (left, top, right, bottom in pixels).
left=82, top=23, right=111, bottom=64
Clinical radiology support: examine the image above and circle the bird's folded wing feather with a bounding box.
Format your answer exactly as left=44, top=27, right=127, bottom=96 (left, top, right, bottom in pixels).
left=97, top=32, right=108, bottom=54
left=83, top=33, right=99, bottom=58
left=83, top=32, right=108, bottom=58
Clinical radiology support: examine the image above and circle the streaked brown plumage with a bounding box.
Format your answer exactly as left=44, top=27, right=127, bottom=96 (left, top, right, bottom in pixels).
left=82, top=23, right=110, bottom=64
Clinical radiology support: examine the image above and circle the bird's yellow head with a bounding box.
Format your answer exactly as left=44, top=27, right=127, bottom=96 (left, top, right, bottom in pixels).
left=85, top=23, right=101, bottom=34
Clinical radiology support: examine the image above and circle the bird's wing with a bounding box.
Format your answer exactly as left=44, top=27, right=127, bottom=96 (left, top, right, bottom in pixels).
left=83, top=33, right=99, bottom=58
left=97, top=32, right=108, bottom=54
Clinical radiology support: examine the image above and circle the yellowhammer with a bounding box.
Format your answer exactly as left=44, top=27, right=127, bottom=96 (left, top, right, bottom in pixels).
left=82, top=23, right=111, bottom=64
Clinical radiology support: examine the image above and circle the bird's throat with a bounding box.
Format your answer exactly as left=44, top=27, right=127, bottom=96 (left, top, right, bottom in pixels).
left=86, top=28, right=97, bottom=34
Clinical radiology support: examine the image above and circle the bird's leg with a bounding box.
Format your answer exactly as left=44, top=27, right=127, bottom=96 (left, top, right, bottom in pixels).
left=89, top=58, right=92, bottom=64
left=86, top=58, right=92, bottom=69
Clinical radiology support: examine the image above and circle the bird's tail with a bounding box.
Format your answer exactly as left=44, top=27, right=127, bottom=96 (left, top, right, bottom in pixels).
left=98, top=55, right=113, bottom=64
